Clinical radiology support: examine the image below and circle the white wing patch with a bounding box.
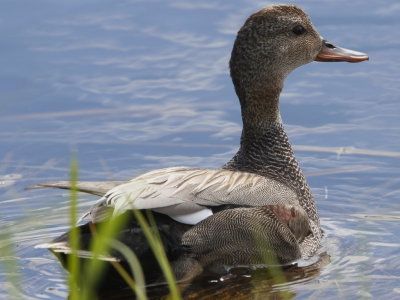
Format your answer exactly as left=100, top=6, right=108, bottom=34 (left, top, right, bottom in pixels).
left=83, top=167, right=299, bottom=225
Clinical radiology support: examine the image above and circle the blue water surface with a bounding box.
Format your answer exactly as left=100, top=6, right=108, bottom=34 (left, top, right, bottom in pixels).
left=1, top=0, right=400, bottom=298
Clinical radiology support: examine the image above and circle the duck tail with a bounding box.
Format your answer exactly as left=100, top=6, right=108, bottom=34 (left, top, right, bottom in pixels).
left=25, top=181, right=127, bottom=197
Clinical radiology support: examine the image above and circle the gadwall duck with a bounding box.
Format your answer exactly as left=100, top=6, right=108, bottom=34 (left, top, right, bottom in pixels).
left=31, top=4, right=368, bottom=276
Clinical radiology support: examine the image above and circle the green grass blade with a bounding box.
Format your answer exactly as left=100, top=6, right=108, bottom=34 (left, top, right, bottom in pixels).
left=110, top=239, right=147, bottom=300
left=67, top=157, right=80, bottom=300
left=132, top=209, right=182, bottom=300
left=79, top=213, right=130, bottom=299
left=252, top=223, right=291, bottom=300
left=0, top=230, right=22, bottom=299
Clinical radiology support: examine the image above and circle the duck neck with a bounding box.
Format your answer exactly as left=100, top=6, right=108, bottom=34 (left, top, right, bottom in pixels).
left=226, top=80, right=290, bottom=175
left=224, top=116, right=298, bottom=185
left=223, top=85, right=319, bottom=225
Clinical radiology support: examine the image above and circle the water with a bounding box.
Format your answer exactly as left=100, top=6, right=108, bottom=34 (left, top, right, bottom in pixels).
left=1, top=0, right=400, bottom=298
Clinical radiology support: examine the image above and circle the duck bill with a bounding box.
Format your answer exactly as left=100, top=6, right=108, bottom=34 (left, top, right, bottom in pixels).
left=315, top=40, right=369, bottom=63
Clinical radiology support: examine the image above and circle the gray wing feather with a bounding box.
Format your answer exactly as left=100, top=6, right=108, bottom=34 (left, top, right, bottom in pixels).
left=85, top=167, right=300, bottom=224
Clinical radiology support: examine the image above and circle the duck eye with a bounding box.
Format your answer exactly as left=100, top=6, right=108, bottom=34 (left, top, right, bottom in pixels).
left=292, top=25, right=306, bottom=35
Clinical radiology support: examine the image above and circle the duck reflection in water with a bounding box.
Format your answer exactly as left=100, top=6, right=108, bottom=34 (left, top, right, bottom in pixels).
left=30, top=4, right=368, bottom=298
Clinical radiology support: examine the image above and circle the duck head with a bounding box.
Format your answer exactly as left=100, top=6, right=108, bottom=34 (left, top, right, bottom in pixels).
left=230, top=5, right=368, bottom=126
